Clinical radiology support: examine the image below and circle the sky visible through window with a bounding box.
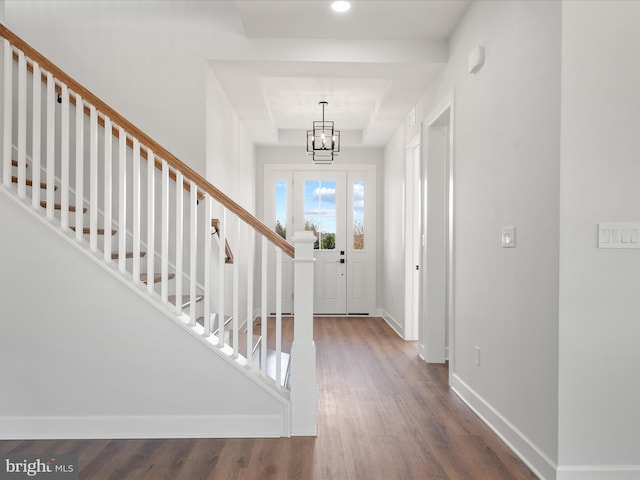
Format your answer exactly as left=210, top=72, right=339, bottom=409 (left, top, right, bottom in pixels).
left=275, top=180, right=287, bottom=239
left=304, top=180, right=336, bottom=249
left=274, top=179, right=365, bottom=247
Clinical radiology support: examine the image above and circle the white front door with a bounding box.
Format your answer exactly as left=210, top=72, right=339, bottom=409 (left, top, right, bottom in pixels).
left=263, top=165, right=377, bottom=316
left=294, top=171, right=347, bottom=314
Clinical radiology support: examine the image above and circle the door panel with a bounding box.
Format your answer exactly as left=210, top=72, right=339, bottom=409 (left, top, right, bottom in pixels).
left=346, top=171, right=376, bottom=315
left=294, top=171, right=346, bottom=314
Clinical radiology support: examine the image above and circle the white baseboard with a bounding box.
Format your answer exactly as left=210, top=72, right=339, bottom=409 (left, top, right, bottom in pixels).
left=378, top=308, right=404, bottom=338
left=450, top=373, right=557, bottom=480
left=557, top=466, right=640, bottom=480
left=0, top=414, right=287, bottom=439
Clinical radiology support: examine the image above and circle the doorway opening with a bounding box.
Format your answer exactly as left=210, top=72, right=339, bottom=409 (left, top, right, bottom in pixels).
left=419, top=93, right=454, bottom=366
left=264, top=165, right=377, bottom=316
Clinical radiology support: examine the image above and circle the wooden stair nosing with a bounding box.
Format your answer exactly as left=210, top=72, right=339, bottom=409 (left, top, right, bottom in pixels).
left=140, top=272, right=176, bottom=285
left=40, top=200, right=86, bottom=213
left=70, top=226, right=117, bottom=236
left=11, top=160, right=28, bottom=168
left=11, top=176, right=57, bottom=190
left=111, top=251, right=146, bottom=260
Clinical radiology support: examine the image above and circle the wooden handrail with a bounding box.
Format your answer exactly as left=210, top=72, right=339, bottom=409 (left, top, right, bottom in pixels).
left=0, top=23, right=294, bottom=258
left=211, top=219, right=234, bottom=264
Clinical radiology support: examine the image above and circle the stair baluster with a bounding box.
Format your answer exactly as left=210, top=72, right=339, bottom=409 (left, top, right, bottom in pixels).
left=132, top=138, right=141, bottom=285
left=74, top=92, right=84, bottom=240
left=189, top=181, right=198, bottom=326
left=203, top=194, right=212, bottom=337
left=161, top=159, right=170, bottom=304
left=118, top=126, right=127, bottom=273
left=261, top=237, right=268, bottom=377
left=232, top=218, right=240, bottom=358
left=2, top=40, right=11, bottom=187
left=146, top=150, right=155, bottom=295
left=246, top=225, right=255, bottom=367
left=45, top=72, right=54, bottom=220
left=175, top=170, right=184, bottom=315
left=89, top=105, right=99, bottom=251
left=275, top=247, right=283, bottom=388
left=103, top=117, right=113, bottom=263
left=60, top=84, right=70, bottom=229
left=31, top=60, right=41, bottom=210
left=217, top=206, right=226, bottom=345
left=16, top=50, right=26, bottom=199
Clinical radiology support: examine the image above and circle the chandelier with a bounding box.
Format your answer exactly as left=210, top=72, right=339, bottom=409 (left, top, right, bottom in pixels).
left=307, top=101, right=340, bottom=164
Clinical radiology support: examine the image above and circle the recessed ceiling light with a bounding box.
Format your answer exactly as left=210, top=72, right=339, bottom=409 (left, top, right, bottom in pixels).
left=331, top=1, right=351, bottom=13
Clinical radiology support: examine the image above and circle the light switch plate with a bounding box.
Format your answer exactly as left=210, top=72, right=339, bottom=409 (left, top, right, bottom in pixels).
left=598, top=223, right=640, bottom=249
left=501, top=226, right=515, bottom=248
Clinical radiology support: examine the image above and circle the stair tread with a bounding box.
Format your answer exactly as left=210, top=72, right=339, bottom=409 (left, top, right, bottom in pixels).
left=140, top=272, right=176, bottom=284
left=11, top=160, right=28, bottom=168
left=11, top=176, right=57, bottom=190
left=70, top=226, right=117, bottom=235
left=40, top=200, right=86, bottom=213
left=111, top=251, right=146, bottom=259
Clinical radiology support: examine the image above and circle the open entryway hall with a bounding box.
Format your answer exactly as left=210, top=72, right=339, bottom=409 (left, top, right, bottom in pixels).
left=0, top=317, right=537, bottom=479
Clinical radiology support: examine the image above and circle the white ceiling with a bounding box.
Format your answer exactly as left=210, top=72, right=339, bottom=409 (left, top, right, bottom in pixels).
left=210, top=0, right=471, bottom=147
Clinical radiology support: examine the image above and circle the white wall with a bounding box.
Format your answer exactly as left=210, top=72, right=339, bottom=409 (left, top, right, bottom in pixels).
left=382, top=128, right=407, bottom=334
left=4, top=0, right=244, bottom=176
left=0, top=191, right=288, bottom=438
left=383, top=1, right=561, bottom=477
left=558, top=1, right=640, bottom=476
left=206, top=64, right=255, bottom=211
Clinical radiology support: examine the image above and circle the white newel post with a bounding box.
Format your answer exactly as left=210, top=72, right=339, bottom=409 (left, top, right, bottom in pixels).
left=291, top=230, right=317, bottom=436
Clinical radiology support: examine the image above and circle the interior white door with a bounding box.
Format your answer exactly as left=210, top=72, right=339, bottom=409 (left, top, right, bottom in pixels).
left=405, top=135, right=422, bottom=340
left=294, top=171, right=347, bottom=314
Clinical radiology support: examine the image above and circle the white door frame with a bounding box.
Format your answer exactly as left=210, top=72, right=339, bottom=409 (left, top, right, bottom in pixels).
left=420, top=91, right=455, bottom=371
left=263, top=163, right=377, bottom=316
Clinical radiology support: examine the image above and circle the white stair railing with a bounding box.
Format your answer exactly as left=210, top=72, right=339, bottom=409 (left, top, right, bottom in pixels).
left=0, top=24, right=316, bottom=436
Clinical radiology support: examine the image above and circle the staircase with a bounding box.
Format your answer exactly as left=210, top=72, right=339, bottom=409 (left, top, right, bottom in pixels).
left=0, top=24, right=316, bottom=437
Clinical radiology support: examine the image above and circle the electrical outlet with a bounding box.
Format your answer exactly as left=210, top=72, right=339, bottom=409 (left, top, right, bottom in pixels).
left=474, top=346, right=481, bottom=366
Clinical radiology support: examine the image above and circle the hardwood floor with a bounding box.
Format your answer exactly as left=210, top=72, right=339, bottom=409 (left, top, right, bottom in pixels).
left=0, top=317, right=537, bottom=479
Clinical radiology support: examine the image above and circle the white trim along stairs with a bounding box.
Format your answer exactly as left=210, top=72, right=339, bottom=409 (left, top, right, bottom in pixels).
left=0, top=23, right=316, bottom=439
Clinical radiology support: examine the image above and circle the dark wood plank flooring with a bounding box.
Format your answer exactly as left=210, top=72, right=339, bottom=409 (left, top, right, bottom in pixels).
left=0, top=316, right=537, bottom=479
